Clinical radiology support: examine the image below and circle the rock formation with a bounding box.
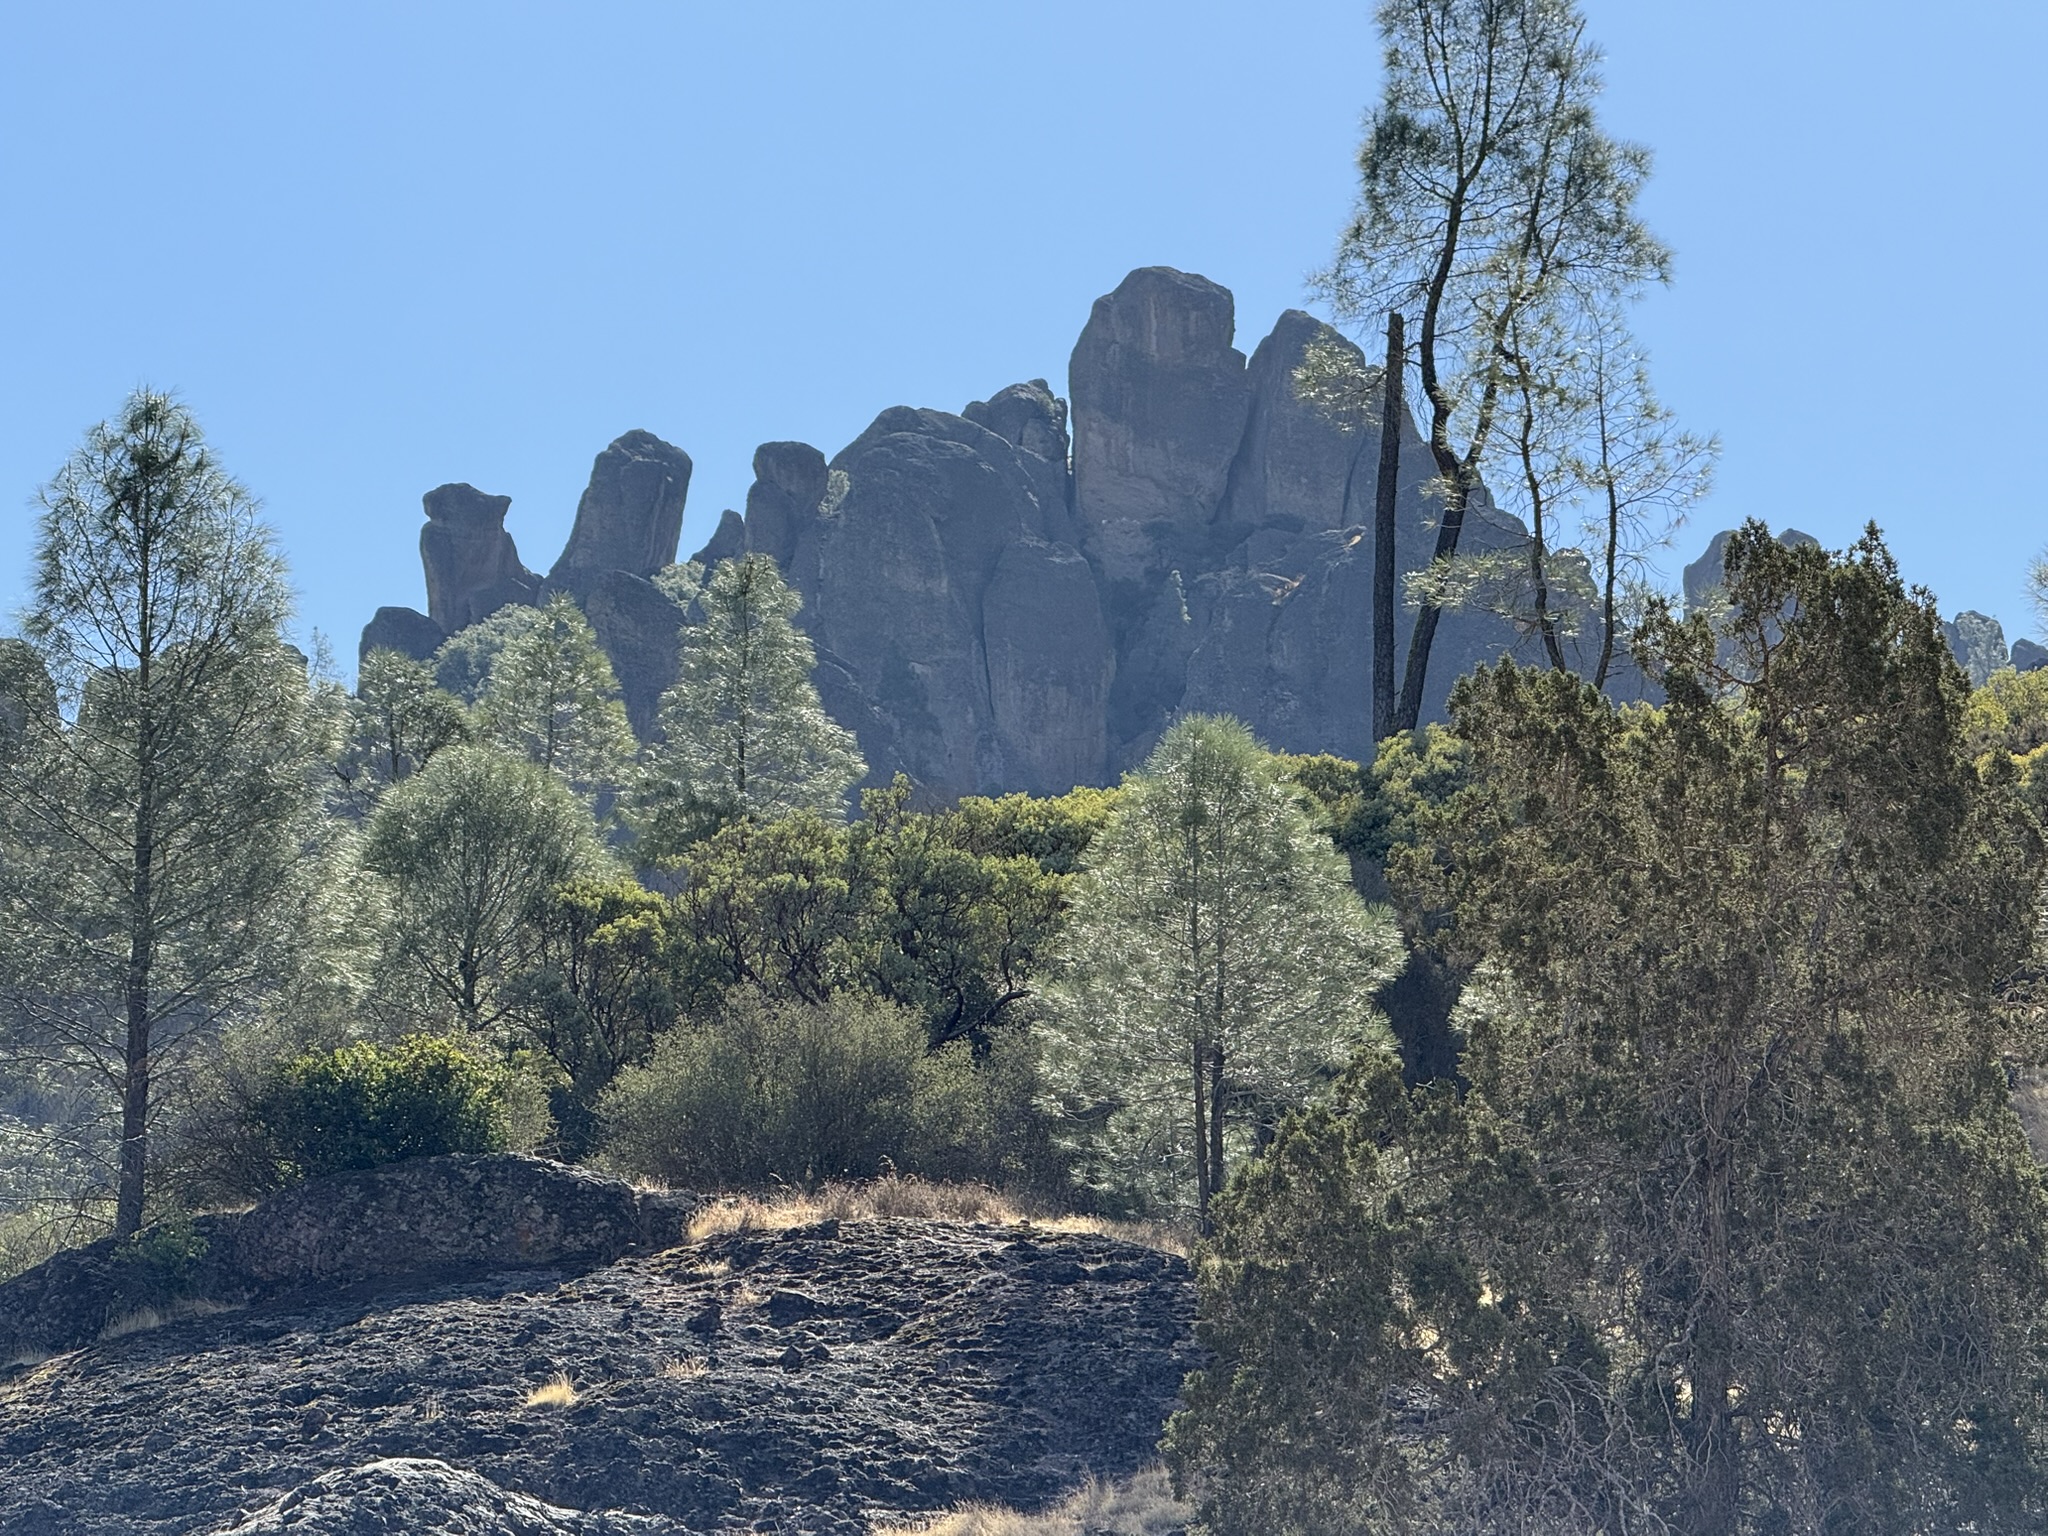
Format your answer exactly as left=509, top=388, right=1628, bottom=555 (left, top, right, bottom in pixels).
left=355, top=266, right=1696, bottom=798
left=0, top=1157, right=1195, bottom=1536
left=421, top=484, right=541, bottom=634
left=2013, top=638, right=2048, bottom=674
left=547, top=432, right=693, bottom=599
left=1942, top=610, right=2009, bottom=687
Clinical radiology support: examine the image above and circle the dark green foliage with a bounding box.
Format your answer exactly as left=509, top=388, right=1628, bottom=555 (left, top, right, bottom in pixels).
left=506, top=878, right=680, bottom=1157
left=108, top=1212, right=210, bottom=1307
left=244, top=1036, right=509, bottom=1185
left=1172, top=525, right=2048, bottom=1535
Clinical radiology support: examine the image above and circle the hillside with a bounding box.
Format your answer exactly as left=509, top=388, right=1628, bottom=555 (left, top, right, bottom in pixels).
left=0, top=1158, right=1196, bottom=1536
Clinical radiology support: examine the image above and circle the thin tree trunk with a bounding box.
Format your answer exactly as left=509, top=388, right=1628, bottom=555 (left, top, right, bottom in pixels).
left=1373, top=312, right=1405, bottom=742
left=1592, top=388, right=1622, bottom=690
left=116, top=835, right=152, bottom=1239
left=1191, top=1036, right=1211, bottom=1229
left=1392, top=463, right=1474, bottom=734
left=1207, top=1039, right=1226, bottom=1215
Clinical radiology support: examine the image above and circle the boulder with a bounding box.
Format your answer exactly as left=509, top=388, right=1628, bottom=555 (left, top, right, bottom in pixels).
left=357, top=605, right=446, bottom=667
left=965, top=378, right=1071, bottom=465
left=548, top=431, right=693, bottom=597
left=1070, top=267, right=1250, bottom=588
left=0, top=1156, right=699, bottom=1363
left=420, top=484, right=541, bottom=633
left=206, top=1459, right=666, bottom=1535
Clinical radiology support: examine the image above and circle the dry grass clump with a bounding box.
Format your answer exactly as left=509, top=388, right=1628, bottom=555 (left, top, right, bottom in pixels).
left=879, top=1466, right=1189, bottom=1535
left=683, top=1175, right=1187, bottom=1255
left=523, top=1372, right=580, bottom=1408
left=658, top=1355, right=708, bottom=1381
left=97, top=1297, right=237, bottom=1341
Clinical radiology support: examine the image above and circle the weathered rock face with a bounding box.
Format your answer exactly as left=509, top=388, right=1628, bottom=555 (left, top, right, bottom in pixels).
left=2014, top=638, right=2048, bottom=674
left=0, top=1166, right=1195, bottom=1536
left=547, top=431, right=693, bottom=598
left=581, top=572, right=691, bottom=738
left=0, top=1156, right=698, bottom=1364
left=358, top=605, right=446, bottom=667
left=790, top=406, right=1099, bottom=799
left=1070, top=267, right=1250, bottom=589
left=358, top=266, right=1647, bottom=794
left=1943, top=609, right=2009, bottom=687
left=420, top=484, right=542, bottom=633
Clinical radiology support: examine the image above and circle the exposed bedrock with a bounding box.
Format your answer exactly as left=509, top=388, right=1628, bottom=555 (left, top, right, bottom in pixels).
left=1069, top=266, right=1250, bottom=591
left=547, top=431, right=693, bottom=598
left=420, top=483, right=541, bottom=634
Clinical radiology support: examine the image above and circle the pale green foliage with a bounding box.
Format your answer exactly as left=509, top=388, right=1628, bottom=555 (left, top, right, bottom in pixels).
left=339, top=648, right=471, bottom=807
left=642, top=554, right=864, bottom=851
left=1319, top=0, right=1682, bottom=720
left=0, top=389, right=331, bottom=1235
left=433, top=603, right=545, bottom=702
left=1039, top=716, right=1403, bottom=1219
left=362, top=742, right=606, bottom=1031
left=476, top=593, right=636, bottom=794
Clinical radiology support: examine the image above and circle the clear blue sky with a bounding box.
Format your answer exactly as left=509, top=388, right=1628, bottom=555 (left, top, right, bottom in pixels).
left=4, top=2, right=2043, bottom=670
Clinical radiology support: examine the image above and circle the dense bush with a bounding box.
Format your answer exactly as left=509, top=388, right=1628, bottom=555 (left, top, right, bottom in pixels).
left=596, top=994, right=1056, bottom=1190
left=243, top=1035, right=514, bottom=1185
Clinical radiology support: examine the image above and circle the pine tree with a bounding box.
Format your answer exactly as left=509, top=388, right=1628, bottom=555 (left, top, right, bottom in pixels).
left=476, top=593, right=635, bottom=796
left=0, top=391, right=325, bottom=1237
left=640, top=554, right=864, bottom=854
left=1038, top=716, right=1403, bottom=1223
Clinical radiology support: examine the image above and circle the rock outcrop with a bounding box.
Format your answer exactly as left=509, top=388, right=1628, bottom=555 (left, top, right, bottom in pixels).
left=206, top=1459, right=665, bottom=1535
left=0, top=1163, right=1195, bottom=1536
left=547, top=432, right=693, bottom=599
left=357, top=265, right=1684, bottom=797
left=0, top=1156, right=698, bottom=1363
left=2014, top=638, right=2048, bottom=674
left=358, top=605, right=446, bottom=667
left=421, top=485, right=542, bottom=634
left=1943, top=610, right=2009, bottom=687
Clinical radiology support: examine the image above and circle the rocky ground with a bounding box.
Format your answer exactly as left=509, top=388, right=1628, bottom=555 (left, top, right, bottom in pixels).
left=0, top=1208, right=1196, bottom=1536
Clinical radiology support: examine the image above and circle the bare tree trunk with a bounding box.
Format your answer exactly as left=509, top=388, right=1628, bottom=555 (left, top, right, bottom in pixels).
left=1373, top=312, right=1405, bottom=742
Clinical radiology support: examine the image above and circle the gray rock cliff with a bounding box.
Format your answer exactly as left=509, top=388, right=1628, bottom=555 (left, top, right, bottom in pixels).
left=547, top=431, right=693, bottom=598
left=420, top=484, right=541, bottom=634
left=360, top=267, right=1621, bottom=795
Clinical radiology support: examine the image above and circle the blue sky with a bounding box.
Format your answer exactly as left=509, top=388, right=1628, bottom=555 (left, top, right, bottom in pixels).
left=3, top=2, right=2043, bottom=669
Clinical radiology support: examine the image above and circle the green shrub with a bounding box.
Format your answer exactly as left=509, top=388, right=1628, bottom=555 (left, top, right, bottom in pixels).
left=597, top=994, right=920, bottom=1187
left=247, top=1035, right=511, bottom=1184
left=596, top=993, right=1064, bottom=1191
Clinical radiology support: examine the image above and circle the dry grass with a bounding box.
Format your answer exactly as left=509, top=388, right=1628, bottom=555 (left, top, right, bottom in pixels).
left=97, top=1298, right=237, bottom=1342
left=878, top=1466, right=1189, bottom=1536
left=523, top=1372, right=580, bottom=1409
left=659, top=1355, right=708, bottom=1381
left=683, top=1176, right=1187, bottom=1256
